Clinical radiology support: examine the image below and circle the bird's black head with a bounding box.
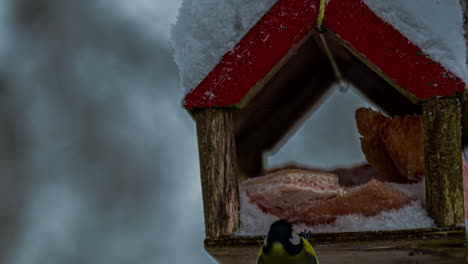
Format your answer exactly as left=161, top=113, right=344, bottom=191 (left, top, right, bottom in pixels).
left=263, top=220, right=303, bottom=255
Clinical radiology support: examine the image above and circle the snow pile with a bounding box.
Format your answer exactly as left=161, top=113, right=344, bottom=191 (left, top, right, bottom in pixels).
left=237, top=191, right=280, bottom=236
left=386, top=180, right=426, bottom=207
left=171, top=0, right=278, bottom=92
left=363, top=0, right=468, bottom=83
left=237, top=181, right=434, bottom=236
left=294, top=201, right=434, bottom=233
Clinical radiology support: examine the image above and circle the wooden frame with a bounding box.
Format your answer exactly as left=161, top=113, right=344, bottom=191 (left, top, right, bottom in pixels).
left=183, top=0, right=465, bottom=110
left=206, top=227, right=467, bottom=263
left=192, top=96, right=466, bottom=237
left=194, top=108, right=240, bottom=237
left=186, top=0, right=467, bottom=262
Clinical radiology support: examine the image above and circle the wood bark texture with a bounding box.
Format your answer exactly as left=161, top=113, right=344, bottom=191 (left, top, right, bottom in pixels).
left=194, top=108, right=240, bottom=238
left=423, top=98, right=464, bottom=226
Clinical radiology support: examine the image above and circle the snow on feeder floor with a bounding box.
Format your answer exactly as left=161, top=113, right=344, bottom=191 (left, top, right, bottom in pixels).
left=237, top=169, right=434, bottom=236
left=207, top=167, right=466, bottom=264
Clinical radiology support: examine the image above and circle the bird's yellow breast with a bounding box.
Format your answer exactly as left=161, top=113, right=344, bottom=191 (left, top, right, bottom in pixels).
left=258, top=238, right=319, bottom=264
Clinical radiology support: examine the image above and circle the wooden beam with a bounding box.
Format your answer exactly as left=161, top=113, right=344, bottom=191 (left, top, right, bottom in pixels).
left=235, top=59, right=334, bottom=152
left=205, top=228, right=466, bottom=264
left=313, top=33, right=421, bottom=117
left=422, top=98, right=464, bottom=226
left=234, top=35, right=335, bottom=178
left=325, top=1, right=465, bottom=101
left=194, top=108, right=240, bottom=237
left=183, top=0, right=319, bottom=109
left=324, top=30, right=419, bottom=104
left=341, top=57, right=421, bottom=117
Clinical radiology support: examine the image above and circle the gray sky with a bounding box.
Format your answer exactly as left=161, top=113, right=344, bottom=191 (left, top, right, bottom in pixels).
left=0, top=0, right=214, bottom=263
left=0, top=1, right=377, bottom=263
left=267, top=87, right=375, bottom=169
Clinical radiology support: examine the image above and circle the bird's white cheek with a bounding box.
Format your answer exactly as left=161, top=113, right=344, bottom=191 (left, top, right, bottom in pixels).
left=289, top=231, right=301, bottom=245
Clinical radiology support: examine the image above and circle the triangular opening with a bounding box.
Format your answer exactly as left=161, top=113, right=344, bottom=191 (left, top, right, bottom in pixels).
left=234, top=32, right=421, bottom=180
left=234, top=30, right=432, bottom=235
left=266, top=84, right=379, bottom=170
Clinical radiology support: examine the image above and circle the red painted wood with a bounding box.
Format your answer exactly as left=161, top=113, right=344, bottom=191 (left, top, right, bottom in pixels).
left=183, top=0, right=466, bottom=109
left=325, top=0, right=465, bottom=100
left=183, top=0, right=319, bottom=110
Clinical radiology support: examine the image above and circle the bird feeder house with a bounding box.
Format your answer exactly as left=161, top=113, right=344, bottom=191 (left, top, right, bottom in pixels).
left=182, top=0, right=468, bottom=262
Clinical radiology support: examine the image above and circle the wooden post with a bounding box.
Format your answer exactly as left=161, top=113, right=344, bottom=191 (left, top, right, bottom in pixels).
left=422, top=98, right=464, bottom=226
left=194, top=108, right=240, bottom=238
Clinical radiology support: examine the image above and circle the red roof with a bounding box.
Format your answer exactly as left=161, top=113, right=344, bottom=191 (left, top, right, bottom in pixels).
left=183, top=0, right=466, bottom=110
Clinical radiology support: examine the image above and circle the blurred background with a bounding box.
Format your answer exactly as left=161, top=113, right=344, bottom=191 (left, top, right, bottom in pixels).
left=0, top=0, right=391, bottom=263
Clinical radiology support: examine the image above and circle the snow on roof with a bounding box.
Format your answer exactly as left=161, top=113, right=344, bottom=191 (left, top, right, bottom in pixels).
left=363, top=0, right=467, bottom=84
left=171, top=0, right=277, bottom=92
left=171, top=0, right=467, bottom=94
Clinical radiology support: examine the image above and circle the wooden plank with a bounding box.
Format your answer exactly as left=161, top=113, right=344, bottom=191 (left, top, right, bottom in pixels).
left=205, top=228, right=466, bottom=264
left=183, top=0, right=318, bottom=109
left=324, top=0, right=465, bottom=101
left=234, top=35, right=334, bottom=179
left=422, top=98, right=464, bottom=226
left=207, top=244, right=466, bottom=264
left=342, top=58, right=421, bottom=116
left=324, top=30, right=420, bottom=104
left=235, top=31, right=316, bottom=110
left=332, top=35, right=421, bottom=117
left=234, top=56, right=334, bottom=161
left=205, top=227, right=464, bottom=247
left=194, top=108, right=240, bottom=237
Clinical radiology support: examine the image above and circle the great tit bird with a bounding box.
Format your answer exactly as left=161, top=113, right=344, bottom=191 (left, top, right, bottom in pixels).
left=257, top=220, right=319, bottom=264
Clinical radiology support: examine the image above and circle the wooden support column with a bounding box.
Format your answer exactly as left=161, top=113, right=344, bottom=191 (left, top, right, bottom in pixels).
left=423, top=98, right=464, bottom=226
left=194, top=108, right=240, bottom=238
